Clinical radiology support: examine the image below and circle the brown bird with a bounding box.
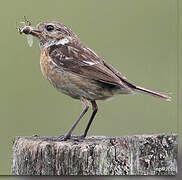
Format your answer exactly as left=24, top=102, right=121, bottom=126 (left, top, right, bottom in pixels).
left=19, top=21, right=171, bottom=140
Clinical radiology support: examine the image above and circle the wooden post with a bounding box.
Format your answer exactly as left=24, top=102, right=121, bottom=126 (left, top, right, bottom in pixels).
left=11, top=134, right=177, bottom=175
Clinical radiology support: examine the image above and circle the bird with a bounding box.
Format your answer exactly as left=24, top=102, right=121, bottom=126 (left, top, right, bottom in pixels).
left=19, top=20, right=171, bottom=141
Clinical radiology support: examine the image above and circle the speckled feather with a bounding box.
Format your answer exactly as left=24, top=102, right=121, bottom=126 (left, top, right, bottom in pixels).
left=40, top=48, right=130, bottom=100
left=19, top=21, right=171, bottom=140
left=20, top=21, right=171, bottom=102
left=48, top=43, right=131, bottom=88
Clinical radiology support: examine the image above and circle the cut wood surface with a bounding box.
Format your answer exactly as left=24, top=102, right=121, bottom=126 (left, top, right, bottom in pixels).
left=11, top=134, right=177, bottom=175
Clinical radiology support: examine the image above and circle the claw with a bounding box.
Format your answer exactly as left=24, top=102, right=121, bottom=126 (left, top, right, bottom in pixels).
left=57, top=134, right=85, bottom=142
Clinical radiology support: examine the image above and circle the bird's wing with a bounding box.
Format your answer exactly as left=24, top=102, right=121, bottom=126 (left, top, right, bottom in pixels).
left=47, top=43, right=130, bottom=88
left=102, top=60, right=137, bottom=89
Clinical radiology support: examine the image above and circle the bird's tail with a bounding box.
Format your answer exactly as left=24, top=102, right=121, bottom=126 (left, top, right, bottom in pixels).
left=134, top=86, right=171, bottom=101
left=131, top=85, right=171, bottom=101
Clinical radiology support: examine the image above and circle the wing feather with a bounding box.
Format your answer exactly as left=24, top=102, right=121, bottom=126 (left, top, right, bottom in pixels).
left=48, top=43, right=130, bottom=88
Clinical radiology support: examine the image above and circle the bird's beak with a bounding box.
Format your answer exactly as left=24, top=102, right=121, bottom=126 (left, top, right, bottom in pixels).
left=19, top=26, right=41, bottom=37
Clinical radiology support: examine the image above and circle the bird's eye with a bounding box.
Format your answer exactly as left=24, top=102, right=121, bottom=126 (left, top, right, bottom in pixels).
left=46, top=25, right=54, bottom=31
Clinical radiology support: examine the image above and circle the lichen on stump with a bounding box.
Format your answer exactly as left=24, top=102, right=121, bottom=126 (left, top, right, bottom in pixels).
left=11, top=134, right=177, bottom=175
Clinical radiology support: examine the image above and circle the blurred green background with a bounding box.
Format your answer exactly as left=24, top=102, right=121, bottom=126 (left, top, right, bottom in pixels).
left=0, top=0, right=178, bottom=175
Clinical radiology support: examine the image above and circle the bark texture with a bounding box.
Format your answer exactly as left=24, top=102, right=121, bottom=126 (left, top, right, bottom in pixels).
left=11, top=134, right=177, bottom=175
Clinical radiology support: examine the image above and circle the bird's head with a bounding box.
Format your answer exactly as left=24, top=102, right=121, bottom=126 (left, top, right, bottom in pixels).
left=19, top=21, right=76, bottom=48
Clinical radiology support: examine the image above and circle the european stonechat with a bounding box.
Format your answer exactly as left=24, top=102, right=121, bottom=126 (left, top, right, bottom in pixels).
left=19, top=20, right=171, bottom=140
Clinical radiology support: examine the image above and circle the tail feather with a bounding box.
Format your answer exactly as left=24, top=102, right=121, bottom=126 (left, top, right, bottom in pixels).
left=102, top=60, right=171, bottom=101
left=135, top=86, right=171, bottom=101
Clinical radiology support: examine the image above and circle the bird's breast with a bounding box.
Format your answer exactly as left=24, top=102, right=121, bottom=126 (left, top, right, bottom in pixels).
left=39, top=48, right=121, bottom=100
left=40, top=48, right=64, bottom=88
left=39, top=48, right=88, bottom=99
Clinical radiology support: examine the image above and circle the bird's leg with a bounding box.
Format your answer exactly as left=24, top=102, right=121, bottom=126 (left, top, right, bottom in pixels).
left=82, top=101, right=98, bottom=138
left=58, top=97, right=89, bottom=141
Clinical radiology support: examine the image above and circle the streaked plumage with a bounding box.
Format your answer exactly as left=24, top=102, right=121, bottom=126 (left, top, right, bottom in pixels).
left=19, top=21, right=171, bottom=140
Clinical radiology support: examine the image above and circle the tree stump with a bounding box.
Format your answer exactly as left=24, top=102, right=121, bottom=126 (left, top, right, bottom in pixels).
left=11, top=134, right=177, bottom=175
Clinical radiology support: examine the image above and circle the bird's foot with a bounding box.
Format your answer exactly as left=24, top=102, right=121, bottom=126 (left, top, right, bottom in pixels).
left=70, top=134, right=85, bottom=141
left=57, top=134, right=85, bottom=142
